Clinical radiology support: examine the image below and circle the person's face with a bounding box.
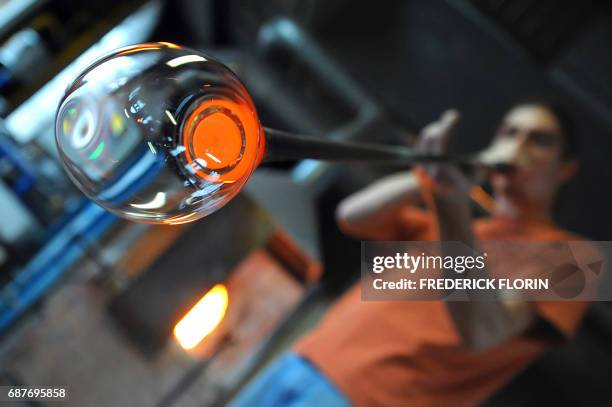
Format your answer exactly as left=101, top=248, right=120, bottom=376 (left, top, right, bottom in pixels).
left=488, top=105, right=577, bottom=203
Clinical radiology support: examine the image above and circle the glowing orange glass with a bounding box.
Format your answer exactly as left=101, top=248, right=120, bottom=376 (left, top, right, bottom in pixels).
left=182, top=99, right=265, bottom=184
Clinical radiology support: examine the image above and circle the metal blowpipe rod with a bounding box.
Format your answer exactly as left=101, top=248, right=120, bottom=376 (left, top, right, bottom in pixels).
left=263, top=127, right=470, bottom=168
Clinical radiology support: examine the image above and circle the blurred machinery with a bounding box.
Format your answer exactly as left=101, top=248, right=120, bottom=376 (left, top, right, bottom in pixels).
left=0, top=0, right=162, bottom=333
left=0, top=1, right=372, bottom=404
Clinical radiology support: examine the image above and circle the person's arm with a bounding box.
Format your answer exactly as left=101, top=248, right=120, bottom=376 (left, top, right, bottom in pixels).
left=421, top=110, right=536, bottom=350
left=335, top=172, right=423, bottom=240
left=434, top=194, right=536, bottom=350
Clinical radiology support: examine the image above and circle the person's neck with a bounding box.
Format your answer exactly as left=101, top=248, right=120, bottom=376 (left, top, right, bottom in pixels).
left=493, top=194, right=554, bottom=225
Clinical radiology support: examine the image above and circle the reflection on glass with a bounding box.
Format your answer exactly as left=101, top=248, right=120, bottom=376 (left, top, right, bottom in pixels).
left=55, top=43, right=265, bottom=224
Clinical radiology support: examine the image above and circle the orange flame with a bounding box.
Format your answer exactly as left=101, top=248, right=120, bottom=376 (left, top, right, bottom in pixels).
left=174, top=284, right=229, bottom=350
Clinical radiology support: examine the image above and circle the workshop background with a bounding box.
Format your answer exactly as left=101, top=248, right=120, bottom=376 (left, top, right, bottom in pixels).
left=0, top=0, right=611, bottom=406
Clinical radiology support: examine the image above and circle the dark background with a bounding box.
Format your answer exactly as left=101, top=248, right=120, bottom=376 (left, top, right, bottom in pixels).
left=156, top=0, right=612, bottom=239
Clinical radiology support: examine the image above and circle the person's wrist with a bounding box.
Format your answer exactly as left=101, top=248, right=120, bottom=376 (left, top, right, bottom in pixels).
left=414, top=166, right=435, bottom=205
left=434, top=194, right=473, bottom=244
left=433, top=191, right=471, bottom=215
left=415, top=166, right=472, bottom=212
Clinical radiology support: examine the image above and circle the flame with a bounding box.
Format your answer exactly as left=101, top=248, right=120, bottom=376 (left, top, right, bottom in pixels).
left=174, top=284, right=229, bottom=350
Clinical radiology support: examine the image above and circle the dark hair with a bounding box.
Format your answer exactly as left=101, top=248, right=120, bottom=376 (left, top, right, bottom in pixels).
left=512, top=101, right=579, bottom=160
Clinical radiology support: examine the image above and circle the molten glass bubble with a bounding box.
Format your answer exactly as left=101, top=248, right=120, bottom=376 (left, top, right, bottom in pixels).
left=55, top=43, right=265, bottom=224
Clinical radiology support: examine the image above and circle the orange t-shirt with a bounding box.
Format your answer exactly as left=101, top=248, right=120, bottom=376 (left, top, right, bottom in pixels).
left=294, top=207, right=590, bottom=407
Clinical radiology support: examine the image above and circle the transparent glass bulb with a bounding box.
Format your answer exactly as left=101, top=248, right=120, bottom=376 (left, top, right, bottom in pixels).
left=55, top=42, right=265, bottom=224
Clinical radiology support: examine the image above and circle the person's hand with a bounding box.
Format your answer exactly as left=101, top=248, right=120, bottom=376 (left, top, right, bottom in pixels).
left=415, top=110, right=471, bottom=206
